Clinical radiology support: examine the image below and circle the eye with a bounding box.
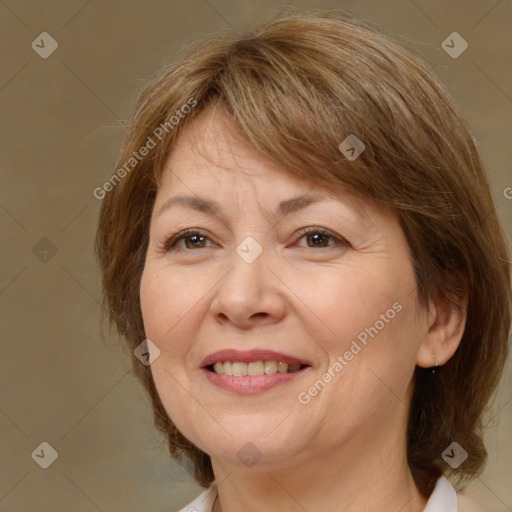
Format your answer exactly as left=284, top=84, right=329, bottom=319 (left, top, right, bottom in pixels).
left=294, top=227, right=349, bottom=249
left=163, top=228, right=213, bottom=251
left=163, top=227, right=349, bottom=252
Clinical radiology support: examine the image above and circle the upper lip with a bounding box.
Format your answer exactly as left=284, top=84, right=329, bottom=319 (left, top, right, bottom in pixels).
left=200, top=349, right=311, bottom=368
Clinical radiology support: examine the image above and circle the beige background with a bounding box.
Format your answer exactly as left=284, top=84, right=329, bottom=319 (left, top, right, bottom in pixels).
left=0, top=1, right=511, bottom=511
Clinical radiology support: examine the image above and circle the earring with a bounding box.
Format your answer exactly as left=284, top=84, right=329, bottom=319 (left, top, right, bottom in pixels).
left=431, top=351, right=440, bottom=374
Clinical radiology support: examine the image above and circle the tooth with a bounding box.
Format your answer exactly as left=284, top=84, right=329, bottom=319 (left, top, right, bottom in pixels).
left=264, top=360, right=278, bottom=374
left=211, top=360, right=303, bottom=376
left=248, top=361, right=265, bottom=376
left=232, top=362, right=248, bottom=377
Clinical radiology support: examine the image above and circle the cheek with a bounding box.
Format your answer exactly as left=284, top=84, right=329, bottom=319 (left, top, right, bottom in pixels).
left=315, top=268, right=402, bottom=347
left=347, top=295, right=422, bottom=403
left=140, top=264, right=216, bottom=365
left=140, top=270, right=166, bottom=339
left=139, top=268, right=187, bottom=349
left=139, top=269, right=200, bottom=430
left=317, top=260, right=420, bottom=383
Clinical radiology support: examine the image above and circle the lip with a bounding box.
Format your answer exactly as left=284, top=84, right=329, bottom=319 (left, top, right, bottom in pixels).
left=200, top=349, right=311, bottom=368
left=202, top=366, right=311, bottom=394
left=200, top=349, right=312, bottom=395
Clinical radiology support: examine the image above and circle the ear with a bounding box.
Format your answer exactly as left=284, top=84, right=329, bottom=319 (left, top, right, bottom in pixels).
left=416, top=291, right=467, bottom=368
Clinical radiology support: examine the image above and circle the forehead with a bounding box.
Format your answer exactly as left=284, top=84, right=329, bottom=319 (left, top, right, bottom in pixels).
left=161, top=108, right=282, bottom=185
left=155, top=108, right=383, bottom=228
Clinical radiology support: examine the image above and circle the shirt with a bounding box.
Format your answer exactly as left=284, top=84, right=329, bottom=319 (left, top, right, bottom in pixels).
left=177, top=475, right=458, bottom=512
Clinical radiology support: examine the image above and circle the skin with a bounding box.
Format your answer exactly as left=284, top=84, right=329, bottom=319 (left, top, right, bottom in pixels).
left=139, top=107, right=466, bottom=512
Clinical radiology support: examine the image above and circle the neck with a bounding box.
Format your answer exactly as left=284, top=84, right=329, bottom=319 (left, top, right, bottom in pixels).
left=210, top=408, right=428, bottom=512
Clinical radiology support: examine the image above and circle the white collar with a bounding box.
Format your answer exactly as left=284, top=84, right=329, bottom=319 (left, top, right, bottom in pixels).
left=178, top=475, right=458, bottom=512
left=423, top=476, right=458, bottom=512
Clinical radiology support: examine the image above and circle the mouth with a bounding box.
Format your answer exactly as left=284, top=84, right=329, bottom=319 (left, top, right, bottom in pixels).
left=205, top=360, right=310, bottom=376
left=200, top=349, right=312, bottom=394
left=200, top=348, right=311, bottom=374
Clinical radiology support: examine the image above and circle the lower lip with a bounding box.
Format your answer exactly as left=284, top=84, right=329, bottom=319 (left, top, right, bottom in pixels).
left=202, top=367, right=310, bottom=394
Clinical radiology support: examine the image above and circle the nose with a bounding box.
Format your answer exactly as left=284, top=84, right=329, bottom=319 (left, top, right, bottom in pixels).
left=209, top=240, right=286, bottom=330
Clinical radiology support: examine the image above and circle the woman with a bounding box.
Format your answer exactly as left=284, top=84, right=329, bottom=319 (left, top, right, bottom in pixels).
left=94, top=10, right=511, bottom=512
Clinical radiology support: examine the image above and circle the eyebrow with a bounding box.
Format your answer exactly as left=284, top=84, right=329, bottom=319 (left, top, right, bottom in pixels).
left=154, top=193, right=334, bottom=221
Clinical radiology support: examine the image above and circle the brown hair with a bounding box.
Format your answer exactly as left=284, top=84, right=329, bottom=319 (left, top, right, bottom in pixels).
left=94, top=10, right=511, bottom=498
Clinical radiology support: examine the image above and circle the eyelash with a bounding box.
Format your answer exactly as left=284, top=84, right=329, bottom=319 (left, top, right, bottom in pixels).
left=163, top=227, right=349, bottom=252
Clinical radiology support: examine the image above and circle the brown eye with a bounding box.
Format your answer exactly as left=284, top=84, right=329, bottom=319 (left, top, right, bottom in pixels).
left=163, top=227, right=349, bottom=252
left=164, top=229, right=213, bottom=251
left=296, top=228, right=349, bottom=249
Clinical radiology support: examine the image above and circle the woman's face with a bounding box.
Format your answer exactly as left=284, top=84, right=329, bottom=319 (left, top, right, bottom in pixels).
left=140, top=110, right=430, bottom=472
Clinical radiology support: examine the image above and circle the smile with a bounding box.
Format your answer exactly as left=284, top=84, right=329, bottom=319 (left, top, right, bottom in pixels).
left=210, top=360, right=306, bottom=376
left=203, top=363, right=311, bottom=394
